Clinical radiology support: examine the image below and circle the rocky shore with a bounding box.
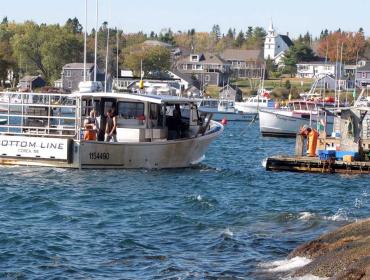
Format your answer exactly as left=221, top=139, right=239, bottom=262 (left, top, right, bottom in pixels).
left=289, top=218, right=370, bottom=279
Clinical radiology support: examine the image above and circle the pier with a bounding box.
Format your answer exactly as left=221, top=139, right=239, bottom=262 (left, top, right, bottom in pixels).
left=265, top=155, right=370, bottom=174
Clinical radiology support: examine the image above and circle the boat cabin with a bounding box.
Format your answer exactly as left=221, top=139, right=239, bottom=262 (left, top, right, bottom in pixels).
left=74, top=92, right=206, bottom=142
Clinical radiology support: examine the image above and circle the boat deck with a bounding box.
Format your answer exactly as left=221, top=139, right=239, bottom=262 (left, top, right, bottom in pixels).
left=265, top=155, right=370, bottom=174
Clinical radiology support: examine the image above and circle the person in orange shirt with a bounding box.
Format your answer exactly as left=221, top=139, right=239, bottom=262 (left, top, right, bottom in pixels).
left=83, top=110, right=98, bottom=141
left=300, top=125, right=319, bottom=157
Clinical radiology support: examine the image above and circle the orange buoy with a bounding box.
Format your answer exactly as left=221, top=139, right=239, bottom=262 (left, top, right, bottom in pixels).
left=221, top=118, right=228, bottom=125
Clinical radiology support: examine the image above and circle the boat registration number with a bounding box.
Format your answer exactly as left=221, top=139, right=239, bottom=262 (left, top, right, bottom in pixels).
left=89, top=152, right=110, bottom=160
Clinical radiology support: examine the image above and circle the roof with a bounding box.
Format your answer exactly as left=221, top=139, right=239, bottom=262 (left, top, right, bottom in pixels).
left=297, top=61, right=336, bottom=65
left=20, top=75, right=43, bottom=82
left=280, top=35, right=293, bottom=47
left=142, top=40, right=172, bottom=48
left=357, top=62, right=370, bottom=72
left=169, top=69, right=193, bottom=84
left=68, top=92, right=198, bottom=105
left=177, top=53, right=229, bottom=65
left=221, top=49, right=263, bottom=62
left=63, top=63, right=95, bottom=70
left=219, top=84, right=242, bottom=93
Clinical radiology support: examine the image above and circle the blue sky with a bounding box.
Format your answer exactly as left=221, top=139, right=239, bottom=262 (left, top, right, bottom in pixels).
left=0, top=0, right=368, bottom=38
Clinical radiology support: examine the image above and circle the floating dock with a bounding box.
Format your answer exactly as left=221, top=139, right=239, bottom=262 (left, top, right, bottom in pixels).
left=265, top=155, right=370, bottom=174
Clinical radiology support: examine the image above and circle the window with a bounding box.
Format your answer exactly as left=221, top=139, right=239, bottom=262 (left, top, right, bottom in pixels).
left=191, top=55, right=199, bottom=62
left=67, top=80, right=72, bottom=88
left=205, top=75, right=210, bottom=82
left=182, top=64, right=187, bottom=70
left=362, top=72, right=367, bottom=79
left=65, top=70, right=72, bottom=77
left=117, top=102, right=144, bottom=119
left=81, top=70, right=84, bottom=76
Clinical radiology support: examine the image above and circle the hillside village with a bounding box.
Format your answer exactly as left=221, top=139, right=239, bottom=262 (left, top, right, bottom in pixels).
left=1, top=17, right=370, bottom=101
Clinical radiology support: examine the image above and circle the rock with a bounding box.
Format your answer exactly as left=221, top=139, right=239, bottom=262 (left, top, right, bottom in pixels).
left=288, top=218, right=370, bottom=279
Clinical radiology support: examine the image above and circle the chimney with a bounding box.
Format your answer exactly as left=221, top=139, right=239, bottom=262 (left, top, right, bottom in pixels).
left=286, top=32, right=289, bottom=37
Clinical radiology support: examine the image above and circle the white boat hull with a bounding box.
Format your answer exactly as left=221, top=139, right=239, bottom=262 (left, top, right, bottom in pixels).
left=0, top=122, right=223, bottom=169
left=234, top=102, right=269, bottom=114
left=259, top=109, right=334, bottom=137
left=211, top=112, right=257, bottom=121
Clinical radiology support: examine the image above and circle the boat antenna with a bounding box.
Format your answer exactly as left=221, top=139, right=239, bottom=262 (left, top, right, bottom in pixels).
left=334, top=41, right=339, bottom=107
left=116, top=27, right=119, bottom=81
left=338, top=42, right=344, bottom=109
left=353, top=49, right=359, bottom=105
left=94, top=0, right=98, bottom=83
left=104, top=0, right=111, bottom=93
left=83, top=0, right=87, bottom=82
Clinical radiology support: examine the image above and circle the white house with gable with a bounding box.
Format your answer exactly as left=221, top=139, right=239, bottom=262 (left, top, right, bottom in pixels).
left=264, top=21, right=293, bottom=65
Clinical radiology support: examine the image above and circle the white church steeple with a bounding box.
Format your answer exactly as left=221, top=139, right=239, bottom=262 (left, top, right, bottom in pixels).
left=263, top=20, right=293, bottom=63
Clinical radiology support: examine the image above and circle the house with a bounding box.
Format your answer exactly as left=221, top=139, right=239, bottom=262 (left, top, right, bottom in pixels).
left=219, top=84, right=243, bottom=101
left=296, top=61, right=343, bottom=79
left=356, top=62, right=370, bottom=87
left=175, top=53, right=231, bottom=87
left=220, top=49, right=264, bottom=79
left=18, top=75, right=46, bottom=91
left=264, top=21, right=293, bottom=64
left=61, top=63, right=105, bottom=92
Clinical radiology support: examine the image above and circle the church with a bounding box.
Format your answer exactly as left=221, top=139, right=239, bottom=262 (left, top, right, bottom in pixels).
left=264, top=21, right=293, bottom=65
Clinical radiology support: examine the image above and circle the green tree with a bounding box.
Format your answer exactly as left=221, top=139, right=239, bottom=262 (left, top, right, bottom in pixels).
left=211, top=24, right=221, bottom=42
left=11, top=21, right=83, bottom=83
left=234, top=31, right=245, bottom=48
left=124, top=46, right=170, bottom=77
left=65, top=17, right=83, bottom=34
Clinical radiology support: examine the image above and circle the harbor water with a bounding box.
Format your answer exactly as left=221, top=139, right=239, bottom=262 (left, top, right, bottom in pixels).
left=1, top=122, right=369, bottom=279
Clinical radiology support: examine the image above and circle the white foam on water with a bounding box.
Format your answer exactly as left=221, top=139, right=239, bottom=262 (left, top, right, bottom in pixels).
left=354, top=198, right=363, bottom=208
left=324, top=208, right=349, bottom=221
left=196, top=195, right=202, bottom=201
left=191, top=155, right=205, bottom=165
left=261, top=256, right=312, bottom=272
left=298, top=212, right=315, bottom=220
left=261, top=158, right=267, bottom=168
left=221, top=227, right=234, bottom=238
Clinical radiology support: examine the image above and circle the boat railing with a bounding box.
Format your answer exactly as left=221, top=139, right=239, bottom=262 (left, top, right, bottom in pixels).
left=0, top=91, right=79, bottom=138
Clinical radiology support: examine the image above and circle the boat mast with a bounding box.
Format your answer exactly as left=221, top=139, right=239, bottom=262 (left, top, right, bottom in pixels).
left=83, top=0, right=87, bottom=82
left=94, top=0, right=98, bottom=83
left=116, top=27, right=119, bottom=82
left=338, top=42, right=343, bottom=109
left=104, top=0, right=111, bottom=93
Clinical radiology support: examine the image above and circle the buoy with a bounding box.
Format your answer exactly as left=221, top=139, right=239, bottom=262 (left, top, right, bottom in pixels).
left=221, top=118, right=228, bottom=125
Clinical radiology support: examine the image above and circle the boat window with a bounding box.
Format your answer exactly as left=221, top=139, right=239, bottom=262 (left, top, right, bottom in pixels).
left=307, top=103, right=316, bottom=110
left=117, top=101, right=144, bottom=119
left=104, top=101, right=115, bottom=115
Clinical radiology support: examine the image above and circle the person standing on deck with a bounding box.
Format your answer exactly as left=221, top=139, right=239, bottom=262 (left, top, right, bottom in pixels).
left=105, top=109, right=117, bottom=142
left=300, top=125, right=318, bottom=157
left=84, top=109, right=99, bottom=140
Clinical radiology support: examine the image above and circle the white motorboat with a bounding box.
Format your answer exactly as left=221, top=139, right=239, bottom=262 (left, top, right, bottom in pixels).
left=198, top=98, right=257, bottom=121
left=234, top=90, right=275, bottom=114
left=259, top=100, right=334, bottom=137
left=0, top=91, right=223, bottom=168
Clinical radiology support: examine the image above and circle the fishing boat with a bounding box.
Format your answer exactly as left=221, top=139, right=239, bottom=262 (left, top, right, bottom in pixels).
left=0, top=91, right=223, bottom=168
left=259, top=100, right=335, bottom=137
left=198, top=98, right=256, bottom=121
left=234, top=89, right=275, bottom=114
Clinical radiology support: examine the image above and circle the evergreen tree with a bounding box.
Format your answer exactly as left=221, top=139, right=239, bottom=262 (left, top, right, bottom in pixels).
left=211, top=24, right=221, bottom=42
left=234, top=30, right=245, bottom=48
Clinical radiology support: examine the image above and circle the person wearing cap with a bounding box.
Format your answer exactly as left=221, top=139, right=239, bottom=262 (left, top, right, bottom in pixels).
left=299, top=125, right=318, bottom=157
